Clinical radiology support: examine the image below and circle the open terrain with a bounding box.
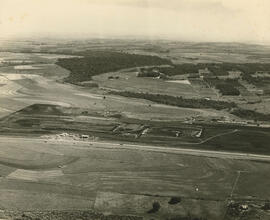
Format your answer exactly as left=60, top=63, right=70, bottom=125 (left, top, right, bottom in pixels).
left=0, top=136, right=270, bottom=220
left=0, top=40, right=270, bottom=219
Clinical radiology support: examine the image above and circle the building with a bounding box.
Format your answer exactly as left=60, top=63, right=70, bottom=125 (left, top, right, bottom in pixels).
left=81, top=134, right=90, bottom=139
left=252, top=71, right=270, bottom=78
left=199, top=68, right=212, bottom=78
left=218, top=71, right=242, bottom=80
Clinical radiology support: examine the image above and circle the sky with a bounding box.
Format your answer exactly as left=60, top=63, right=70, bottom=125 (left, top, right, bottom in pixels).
left=0, top=0, right=270, bottom=44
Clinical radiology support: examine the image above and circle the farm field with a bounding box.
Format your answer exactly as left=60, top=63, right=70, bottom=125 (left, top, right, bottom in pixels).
left=93, top=69, right=218, bottom=100
left=0, top=43, right=270, bottom=219
left=125, top=42, right=270, bottom=64
left=0, top=136, right=270, bottom=220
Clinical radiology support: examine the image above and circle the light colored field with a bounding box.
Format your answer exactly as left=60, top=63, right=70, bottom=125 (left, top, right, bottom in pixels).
left=166, top=79, right=191, bottom=85
left=0, top=52, right=80, bottom=66
left=34, top=53, right=82, bottom=60
left=14, top=65, right=41, bottom=70
left=94, top=71, right=201, bottom=98
left=7, top=169, right=64, bottom=181
left=0, top=52, right=33, bottom=64
left=0, top=74, right=22, bottom=97
left=93, top=69, right=220, bottom=102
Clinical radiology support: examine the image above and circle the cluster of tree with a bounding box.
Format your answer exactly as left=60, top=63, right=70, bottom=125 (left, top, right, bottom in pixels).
left=147, top=202, right=161, bottom=213
left=204, top=78, right=241, bottom=96
left=168, top=196, right=182, bottom=205
left=56, top=47, right=270, bottom=85
left=110, top=91, right=236, bottom=110
left=222, top=63, right=270, bottom=86
left=153, top=63, right=245, bottom=76
left=138, top=63, right=231, bottom=77
left=200, top=63, right=270, bottom=75
left=262, top=202, right=270, bottom=210
left=231, top=63, right=270, bottom=74
left=240, top=72, right=269, bottom=86
left=168, top=215, right=208, bottom=220
left=154, top=62, right=270, bottom=77
left=56, top=51, right=171, bottom=83
left=231, top=108, right=270, bottom=121
left=137, top=67, right=161, bottom=77
left=205, top=77, right=240, bottom=86
left=206, top=65, right=228, bottom=76
left=215, top=84, right=240, bottom=96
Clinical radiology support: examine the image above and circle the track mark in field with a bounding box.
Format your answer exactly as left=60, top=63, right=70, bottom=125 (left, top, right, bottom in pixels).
left=229, top=170, right=249, bottom=199
left=230, top=170, right=241, bottom=200
left=222, top=170, right=248, bottom=219
left=197, top=129, right=239, bottom=145
left=177, top=129, right=239, bottom=145
left=0, top=156, right=79, bottom=170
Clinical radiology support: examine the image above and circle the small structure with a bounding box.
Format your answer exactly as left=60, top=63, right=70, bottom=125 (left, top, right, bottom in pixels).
left=239, top=204, right=249, bottom=211
left=81, top=134, right=90, bottom=139
left=195, top=129, right=203, bottom=138
left=175, top=131, right=182, bottom=137
left=253, top=71, right=270, bottom=78
left=199, top=68, right=212, bottom=78
left=108, top=75, right=120, bottom=80
left=59, top=133, right=69, bottom=137
left=152, top=68, right=160, bottom=73
left=227, top=71, right=242, bottom=79
left=141, top=128, right=149, bottom=135
left=157, top=73, right=168, bottom=79
left=218, top=71, right=242, bottom=80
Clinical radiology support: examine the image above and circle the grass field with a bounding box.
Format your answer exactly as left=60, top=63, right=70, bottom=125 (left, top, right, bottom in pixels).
left=0, top=136, right=269, bottom=219
left=93, top=69, right=218, bottom=100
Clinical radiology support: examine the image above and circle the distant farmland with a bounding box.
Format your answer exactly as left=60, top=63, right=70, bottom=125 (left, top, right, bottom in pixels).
left=109, top=91, right=270, bottom=121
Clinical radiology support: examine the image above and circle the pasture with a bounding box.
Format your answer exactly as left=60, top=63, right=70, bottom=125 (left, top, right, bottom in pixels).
left=93, top=70, right=218, bottom=100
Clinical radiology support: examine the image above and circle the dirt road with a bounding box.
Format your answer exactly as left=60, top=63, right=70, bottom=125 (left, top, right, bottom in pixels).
left=1, top=135, right=270, bottom=162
